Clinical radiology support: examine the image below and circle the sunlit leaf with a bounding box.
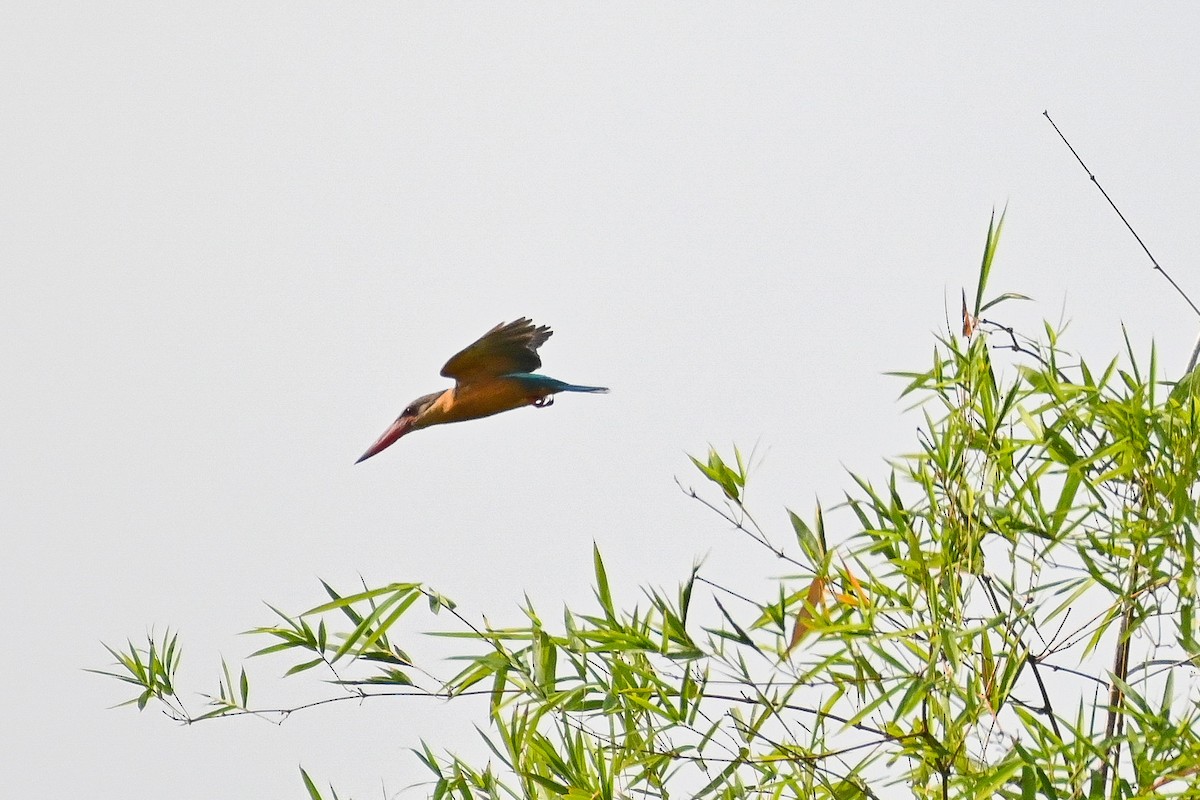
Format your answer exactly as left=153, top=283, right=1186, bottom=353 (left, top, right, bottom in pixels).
left=785, top=575, right=827, bottom=654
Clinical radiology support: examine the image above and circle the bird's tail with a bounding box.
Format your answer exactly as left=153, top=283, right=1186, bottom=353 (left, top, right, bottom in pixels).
left=557, top=382, right=609, bottom=394
left=505, top=373, right=610, bottom=394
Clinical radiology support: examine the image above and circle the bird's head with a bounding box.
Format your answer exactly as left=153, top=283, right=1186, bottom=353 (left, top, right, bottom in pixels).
left=355, top=391, right=443, bottom=463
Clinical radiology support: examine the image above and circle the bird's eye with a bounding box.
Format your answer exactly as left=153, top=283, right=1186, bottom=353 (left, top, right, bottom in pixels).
left=403, top=406, right=416, bottom=416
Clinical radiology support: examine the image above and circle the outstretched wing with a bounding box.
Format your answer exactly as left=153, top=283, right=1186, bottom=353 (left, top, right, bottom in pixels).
left=440, top=318, right=553, bottom=384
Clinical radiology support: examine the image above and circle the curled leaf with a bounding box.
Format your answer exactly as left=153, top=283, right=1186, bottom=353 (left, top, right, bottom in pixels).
left=962, top=289, right=976, bottom=338
left=786, top=576, right=828, bottom=655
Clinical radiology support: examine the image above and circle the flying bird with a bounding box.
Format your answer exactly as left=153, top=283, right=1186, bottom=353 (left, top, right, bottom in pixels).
left=356, top=318, right=608, bottom=463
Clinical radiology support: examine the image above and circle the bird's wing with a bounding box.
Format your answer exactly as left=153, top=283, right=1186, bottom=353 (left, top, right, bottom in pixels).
left=440, top=318, right=553, bottom=383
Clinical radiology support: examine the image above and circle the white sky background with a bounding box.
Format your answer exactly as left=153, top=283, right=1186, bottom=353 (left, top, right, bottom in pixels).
left=5, top=4, right=1200, bottom=798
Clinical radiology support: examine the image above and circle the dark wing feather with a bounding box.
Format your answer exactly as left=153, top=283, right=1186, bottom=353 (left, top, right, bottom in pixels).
left=440, top=318, right=553, bottom=383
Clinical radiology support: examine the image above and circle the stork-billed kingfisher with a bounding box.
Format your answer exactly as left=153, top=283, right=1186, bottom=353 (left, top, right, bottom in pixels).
left=356, top=318, right=608, bottom=463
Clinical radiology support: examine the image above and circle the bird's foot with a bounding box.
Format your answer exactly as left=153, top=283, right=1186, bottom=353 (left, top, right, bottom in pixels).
left=533, top=396, right=555, bottom=408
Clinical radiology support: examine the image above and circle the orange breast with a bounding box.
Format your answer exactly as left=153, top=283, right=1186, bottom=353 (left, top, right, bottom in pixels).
left=434, top=377, right=549, bottom=424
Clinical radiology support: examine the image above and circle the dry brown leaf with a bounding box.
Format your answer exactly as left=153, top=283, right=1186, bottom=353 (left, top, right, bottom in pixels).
left=785, top=575, right=827, bottom=655
left=961, top=289, right=976, bottom=338
left=844, top=565, right=870, bottom=608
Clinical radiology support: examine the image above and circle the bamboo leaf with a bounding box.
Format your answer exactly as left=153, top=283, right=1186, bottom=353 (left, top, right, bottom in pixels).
left=299, top=767, right=323, bottom=800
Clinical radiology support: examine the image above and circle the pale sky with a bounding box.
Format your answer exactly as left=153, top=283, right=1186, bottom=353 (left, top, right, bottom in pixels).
left=5, top=4, right=1200, bottom=798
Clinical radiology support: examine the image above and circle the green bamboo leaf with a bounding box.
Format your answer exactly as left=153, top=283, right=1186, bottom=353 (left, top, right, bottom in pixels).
left=979, top=291, right=1033, bottom=313
left=305, top=583, right=419, bottom=616
left=1148, top=339, right=1158, bottom=406
left=694, top=749, right=745, bottom=798
left=299, top=767, right=323, bottom=800
left=1048, top=468, right=1082, bottom=538
left=332, top=586, right=417, bottom=662
left=248, top=639, right=307, bottom=659
left=689, top=448, right=744, bottom=501
left=973, top=207, right=1006, bottom=316
left=789, top=508, right=827, bottom=564
left=283, top=658, right=325, bottom=677
left=593, top=544, right=615, bottom=622
left=1169, top=366, right=1200, bottom=403
left=829, top=779, right=869, bottom=799
left=357, top=668, right=414, bottom=686
left=427, top=590, right=456, bottom=613
left=711, top=598, right=758, bottom=651
left=220, top=659, right=235, bottom=704
left=319, top=579, right=364, bottom=626
left=354, top=589, right=420, bottom=657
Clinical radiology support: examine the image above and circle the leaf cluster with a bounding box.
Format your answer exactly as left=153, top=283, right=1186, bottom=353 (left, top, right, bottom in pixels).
left=98, top=216, right=1200, bottom=798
